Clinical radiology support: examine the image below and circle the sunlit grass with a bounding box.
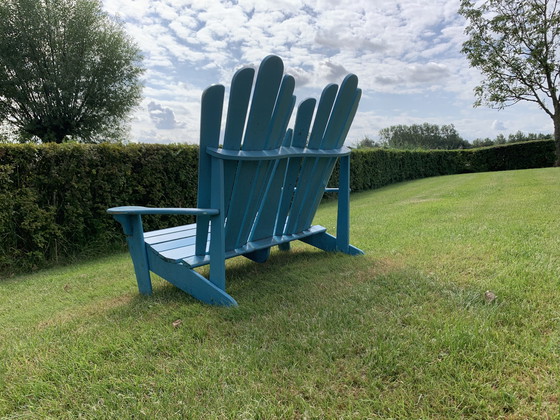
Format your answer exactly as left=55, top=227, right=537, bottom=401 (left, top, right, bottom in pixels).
left=1, top=167, right=559, bottom=418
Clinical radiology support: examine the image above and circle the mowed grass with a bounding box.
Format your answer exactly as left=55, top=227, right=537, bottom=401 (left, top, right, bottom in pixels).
left=1, top=167, right=559, bottom=419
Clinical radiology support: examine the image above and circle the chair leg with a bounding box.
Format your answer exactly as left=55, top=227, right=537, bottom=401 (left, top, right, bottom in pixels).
left=278, top=242, right=290, bottom=251
left=336, top=154, right=351, bottom=253
left=244, top=247, right=271, bottom=263
left=113, top=214, right=153, bottom=295
left=147, top=252, right=237, bottom=306
left=301, top=232, right=364, bottom=256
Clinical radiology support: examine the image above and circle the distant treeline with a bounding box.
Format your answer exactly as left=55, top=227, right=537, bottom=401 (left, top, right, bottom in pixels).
left=356, top=123, right=552, bottom=150
left=470, top=131, right=552, bottom=147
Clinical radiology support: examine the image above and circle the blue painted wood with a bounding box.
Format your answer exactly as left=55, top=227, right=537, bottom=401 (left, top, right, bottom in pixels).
left=301, top=232, right=364, bottom=256
left=250, top=159, right=285, bottom=241
left=223, top=67, right=255, bottom=150
left=108, top=206, right=218, bottom=216
left=283, top=85, right=340, bottom=235
left=292, top=98, right=317, bottom=148
left=297, top=87, right=363, bottom=232
left=206, top=145, right=350, bottom=160
left=278, top=242, right=290, bottom=251
left=152, top=224, right=328, bottom=266
left=264, top=75, right=296, bottom=149
left=286, top=74, right=362, bottom=235
left=336, top=154, right=351, bottom=253
left=144, top=224, right=196, bottom=239
left=156, top=244, right=198, bottom=263
left=112, top=214, right=152, bottom=295
left=197, top=84, right=225, bottom=256
left=223, top=67, right=255, bottom=216
left=233, top=74, right=296, bottom=247
left=244, top=248, right=271, bottom=263
left=146, top=230, right=197, bottom=247
left=209, top=156, right=226, bottom=290
left=224, top=56, right=286, bottom=250
left=150, top=236, right=197, bottom=253
left=337, top=88, right=363, bottom=148
left=108, top=55, right=363, bottom=307
left=236, top=74, right=296, bottom=241
left=275, top=98, right=316, bottom=236
left=242, top=55, right=284, bottom=151
left=308, top=84, right=339, bottom=149
left=322, top=74, right=359, bottom=149
left=252, top=129, right=295, bottom=241
left=147, top=248, right=237, bottom=306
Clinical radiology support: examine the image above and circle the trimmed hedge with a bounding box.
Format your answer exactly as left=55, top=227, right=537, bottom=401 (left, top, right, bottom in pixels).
left=461, top=140, right=556, bottom=173
left=0, top=143, right=199, bottom=272
left=345, top=148, right=465, bottom=192
left=331, top=139, right=555, bottom=192
left=0, top=139, right=556, bottom=274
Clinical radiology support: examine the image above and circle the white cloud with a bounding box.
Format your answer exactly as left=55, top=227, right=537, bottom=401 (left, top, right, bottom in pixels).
left=101, top=0, right=552, bottom=144
left=407, top=62, right=450, bottom=83
left=147, top=102, right=185, bottom=129
left=318, top=61, right=349, bottom=82
left=492, top=120, right=506, bottom=131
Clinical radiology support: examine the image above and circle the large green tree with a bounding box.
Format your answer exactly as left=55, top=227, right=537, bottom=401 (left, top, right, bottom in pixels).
left=0, top=0, right=143, bottom=143
left=378, top=123, right=470, bottom=150
left=459, top=0, right=560, bottom=165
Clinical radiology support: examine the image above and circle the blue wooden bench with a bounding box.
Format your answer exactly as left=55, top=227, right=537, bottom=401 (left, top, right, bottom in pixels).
left=108, top=55, right=363, bottom=306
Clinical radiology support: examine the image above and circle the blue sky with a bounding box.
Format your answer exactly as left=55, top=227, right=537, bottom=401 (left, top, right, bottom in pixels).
left=102, top=0, right=553, bottom=145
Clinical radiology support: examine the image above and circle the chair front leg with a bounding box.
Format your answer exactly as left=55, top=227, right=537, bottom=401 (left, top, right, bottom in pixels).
left=209, top=157, right=226, bottom=291
left=113, top=214, right=152, bottom=295
left=336, top=154, right=350, bottom=253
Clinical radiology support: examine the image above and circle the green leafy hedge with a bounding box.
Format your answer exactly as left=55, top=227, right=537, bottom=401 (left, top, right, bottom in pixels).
left=345, top=148, right=466, bottom=191
left=0, top=143, right=199, bottom=273
left=461, top=140, right=556, bottom=173
left=0, top=139, right=555, bottom=274
left=341, top=139, right=556, bottom=192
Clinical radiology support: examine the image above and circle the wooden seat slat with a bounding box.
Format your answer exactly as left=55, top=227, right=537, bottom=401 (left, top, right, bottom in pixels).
left=144, top=226, right=198, bottom=246
left=144, top=224, right=196, bottom=239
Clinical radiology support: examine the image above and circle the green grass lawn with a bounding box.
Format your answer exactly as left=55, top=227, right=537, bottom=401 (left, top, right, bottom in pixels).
left=1, top=167, right=559, bottom=419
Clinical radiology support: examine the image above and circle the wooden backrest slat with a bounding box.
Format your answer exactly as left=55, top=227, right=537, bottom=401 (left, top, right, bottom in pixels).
left=196, top=55, right=360, bottom=254
left=196, top=85, right=224, bottom=255
left=229, top=74, right=295, bottom=248
left=222, top=67, right=255, bottom=216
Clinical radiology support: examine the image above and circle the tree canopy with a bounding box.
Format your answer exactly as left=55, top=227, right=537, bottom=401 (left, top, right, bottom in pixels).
left=472, top=131, right=552, bottom=147
left=378, top=123, right=470, bottom=150
left=459, top=0, right=560, bottom=164
left=355, top=137, right=382, bottom=149
left=0, top=0, right=144, bottom=143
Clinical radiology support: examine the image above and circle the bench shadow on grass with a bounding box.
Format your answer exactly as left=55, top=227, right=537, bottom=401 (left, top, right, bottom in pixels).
left=123, top=243, right=376, bottom=313
left=117, top=242, right=494, bottom=327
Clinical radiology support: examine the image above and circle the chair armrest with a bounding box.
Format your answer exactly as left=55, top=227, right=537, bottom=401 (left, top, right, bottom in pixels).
left=324, top=188, right=353, bottom=193
left=107, top=206, right=219, bottom=216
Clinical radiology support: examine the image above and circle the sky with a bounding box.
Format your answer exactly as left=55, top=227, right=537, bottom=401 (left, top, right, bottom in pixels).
left=101, top=0, right=554, bottom=146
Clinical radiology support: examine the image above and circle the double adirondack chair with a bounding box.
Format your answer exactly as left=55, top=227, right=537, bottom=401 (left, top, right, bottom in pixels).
left=108, top=55, right=363, bottom=306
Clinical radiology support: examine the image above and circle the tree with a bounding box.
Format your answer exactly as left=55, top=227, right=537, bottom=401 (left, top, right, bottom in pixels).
left=378, top=123, right=470, bottom=150
left=355, top=136, right=381, bottom=149
left=0, top=0, right=143, bottom=143
left=472, top=131, right=552, bottom=147
left=495, top=133, right=507, bottom=144
left=472, top=137, right=495, bottom=147
left=459, top=0, right=560, bottom=165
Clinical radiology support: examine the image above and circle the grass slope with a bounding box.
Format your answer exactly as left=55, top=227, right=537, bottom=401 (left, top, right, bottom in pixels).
left=1, top=168, right=559, bottom=418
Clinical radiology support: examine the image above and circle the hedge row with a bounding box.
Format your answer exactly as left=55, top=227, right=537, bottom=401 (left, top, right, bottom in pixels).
left=461, top=139, right=556, bottom=173
left=341, top=139, right=556, bottom=192
left=0, top=143, right=199, bottom=272
left=0, top=139, right=556, bottom=274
